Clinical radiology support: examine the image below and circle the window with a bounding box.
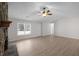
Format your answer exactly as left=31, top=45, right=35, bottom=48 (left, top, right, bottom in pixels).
left=17, top=23, right=31, bottom=35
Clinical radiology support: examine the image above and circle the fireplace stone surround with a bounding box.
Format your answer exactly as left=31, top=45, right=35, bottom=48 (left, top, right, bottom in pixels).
left=0, top=2, right=12, bottom=55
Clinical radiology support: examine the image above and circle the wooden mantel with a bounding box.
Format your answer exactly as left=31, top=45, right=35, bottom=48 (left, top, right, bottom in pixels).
left=0, top=21, right=12, bottom=27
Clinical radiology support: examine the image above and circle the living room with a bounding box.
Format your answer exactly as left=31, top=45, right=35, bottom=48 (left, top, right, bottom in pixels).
left=0, top=2, right=79, bottom=56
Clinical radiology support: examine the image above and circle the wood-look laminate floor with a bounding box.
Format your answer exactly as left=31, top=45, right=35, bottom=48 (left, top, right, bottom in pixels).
left=8, top=35, right=79, bottom=56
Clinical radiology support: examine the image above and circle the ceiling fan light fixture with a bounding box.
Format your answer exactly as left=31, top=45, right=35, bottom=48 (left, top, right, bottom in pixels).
left=42, top=12, right=48, bottom=16
left=41, top=7, right=52, bottom=17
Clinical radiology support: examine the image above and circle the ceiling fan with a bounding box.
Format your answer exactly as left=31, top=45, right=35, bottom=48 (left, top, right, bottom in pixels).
left=26, top=6, right=52, bottom=18
left=40, top=7, right=52, bottom=17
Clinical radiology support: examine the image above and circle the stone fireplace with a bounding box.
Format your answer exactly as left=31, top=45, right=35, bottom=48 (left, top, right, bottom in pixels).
left=0, top=2, right=12, bottom=55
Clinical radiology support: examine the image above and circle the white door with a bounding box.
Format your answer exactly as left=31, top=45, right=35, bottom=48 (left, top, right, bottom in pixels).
left=50, top=23, right=54, bottom=35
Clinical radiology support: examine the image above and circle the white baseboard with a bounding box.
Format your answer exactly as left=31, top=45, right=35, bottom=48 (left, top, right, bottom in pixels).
left=55, top=34, right=79, bottom=39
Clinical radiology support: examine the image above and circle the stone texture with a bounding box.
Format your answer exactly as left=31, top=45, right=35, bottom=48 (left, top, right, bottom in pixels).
left=0, top=2, right=8, bottom=56
left=0, top=2, right=8, bottom=21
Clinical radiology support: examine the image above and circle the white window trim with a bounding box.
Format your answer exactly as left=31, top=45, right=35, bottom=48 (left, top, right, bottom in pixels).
left=17, top=23, right=31, bottom=36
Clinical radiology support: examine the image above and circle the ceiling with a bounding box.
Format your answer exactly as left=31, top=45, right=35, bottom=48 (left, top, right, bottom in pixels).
left=8, top=2, right=79, bottom=22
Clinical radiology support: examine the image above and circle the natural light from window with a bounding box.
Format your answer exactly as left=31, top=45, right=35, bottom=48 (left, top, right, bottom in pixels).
left=17, top=23, right=31, bottom=35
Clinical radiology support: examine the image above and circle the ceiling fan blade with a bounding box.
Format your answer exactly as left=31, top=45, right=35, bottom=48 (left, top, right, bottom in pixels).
left=47, top=10, right=50, bottom=13
left=48, top=13, right=52, bottom=15
left=43, top=7, right=46, bottom=10
left=42, top=11, right=45, bottom=13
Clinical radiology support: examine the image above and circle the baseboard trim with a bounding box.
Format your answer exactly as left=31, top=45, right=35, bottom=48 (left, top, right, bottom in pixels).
left=9, top=35, right=79, bottom=45
left=54, top=35, right=79, bottom=40
left=9, top=35, right=42, bottom=44
left=9, top=34, right=55, bottom=44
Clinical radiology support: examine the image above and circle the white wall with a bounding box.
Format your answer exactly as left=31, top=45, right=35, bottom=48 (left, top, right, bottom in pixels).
left=8, top=16, right=79, bottom=42
left=8, top=18, right=41, bottom=42
left=8, top=18, right=55, bottom=42
left=55, top=17, right=79, bottom=39
left=41, top=22, right=54, bottom=36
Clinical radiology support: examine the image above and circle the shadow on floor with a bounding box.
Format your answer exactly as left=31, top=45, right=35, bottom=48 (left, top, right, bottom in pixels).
left=4, top=45, right=18, bottom=56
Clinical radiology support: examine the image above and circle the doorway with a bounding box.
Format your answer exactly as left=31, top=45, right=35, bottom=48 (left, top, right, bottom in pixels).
left=50, top=23, right=54, bottom=35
